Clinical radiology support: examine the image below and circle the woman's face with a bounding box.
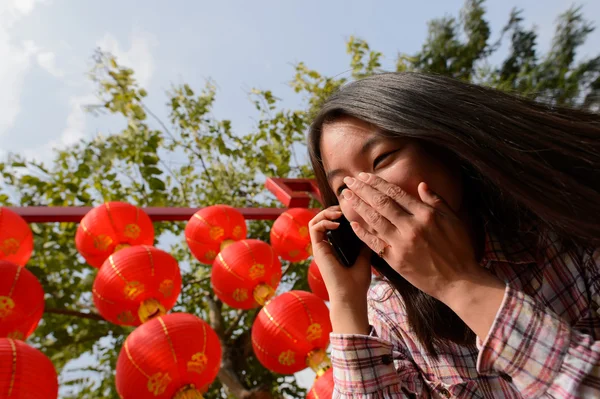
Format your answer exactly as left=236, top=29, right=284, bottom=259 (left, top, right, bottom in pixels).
left=320, top=116, right=464, bottom=226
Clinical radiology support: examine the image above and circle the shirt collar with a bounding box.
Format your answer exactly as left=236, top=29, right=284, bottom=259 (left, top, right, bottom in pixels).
left=480, top=226, right=537, bottom=267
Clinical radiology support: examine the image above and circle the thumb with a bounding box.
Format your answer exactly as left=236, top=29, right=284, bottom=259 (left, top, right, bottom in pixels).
left=418, top=182, right=452, bottom=213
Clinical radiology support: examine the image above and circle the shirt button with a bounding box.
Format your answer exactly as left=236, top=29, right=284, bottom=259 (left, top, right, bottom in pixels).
left=439, top=387, right=451, bottom=398
left=381, top=354, right=393, bottom=365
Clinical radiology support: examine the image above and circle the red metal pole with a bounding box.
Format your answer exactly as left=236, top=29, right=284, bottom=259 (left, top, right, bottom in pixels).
left=8, top=207, right=321, bottom=223
left=6, top=178, right=323, bottom=223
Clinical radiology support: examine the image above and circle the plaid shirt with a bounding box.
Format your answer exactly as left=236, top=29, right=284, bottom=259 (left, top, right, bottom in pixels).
left=330, top=231, right=600, bottom=398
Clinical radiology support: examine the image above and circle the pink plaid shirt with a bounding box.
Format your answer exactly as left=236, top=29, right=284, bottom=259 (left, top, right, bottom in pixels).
left=330, top=230, right=600, bottom=398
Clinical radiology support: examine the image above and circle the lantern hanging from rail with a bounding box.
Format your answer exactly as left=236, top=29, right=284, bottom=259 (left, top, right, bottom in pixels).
left=75, top=202, right=155, bottom=268
left=0, top=338, right=58, bottom=398
left=270, top=208, right=315, bottom=262
left=0, top=207, right=33, bottom=267
left=211, top=239, right=281, bottom=310
left=93, top=246, right=182, bottom=326
left=185, top=204, right=247, bottom=265
left=0, top=260, right=45, bottom=340
left=307, top=368, right=334, bottom=399
left=251, top=290, right=332, bottom=375
left=115, top=313, right=222, bottom=399
left=307, top=260, right=329, bottom=302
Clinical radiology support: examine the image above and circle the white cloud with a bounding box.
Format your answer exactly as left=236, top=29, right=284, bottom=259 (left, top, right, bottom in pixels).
left=36, top=51, right=64, bottom=77
left=97, top=30, right=158, bottom=88
left=21, top=30, right=158, bottom=164
left=0, top=0, right=52, bottom=138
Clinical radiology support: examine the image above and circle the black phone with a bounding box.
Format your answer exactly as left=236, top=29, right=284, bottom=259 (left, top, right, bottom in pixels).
left=326, top=215, right=392, bottom=271
left=326, top=215, right=363, bottom=267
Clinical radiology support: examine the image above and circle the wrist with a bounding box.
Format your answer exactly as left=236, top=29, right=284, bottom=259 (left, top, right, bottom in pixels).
left=439, top=269, right=507, bottom=339
left=329, top=298, right=370, bottom=335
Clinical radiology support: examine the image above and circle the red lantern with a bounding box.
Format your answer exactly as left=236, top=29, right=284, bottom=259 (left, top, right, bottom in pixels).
left=93, top=246, right=181, bottom=326
left=270, top=208, right=315, bottom=262
left=75, top=202, right=154, bottom=268
left=0, top=338, right=58, bottom=398
left=307, top=260, right=329, bottom=302
left=116, top=313, right=222, bottom=399
left=252, top=290, right=332, bottom=374
left=0, top=207, right=33, bottom=267
left=185, top=205, right=247, bottom=265
left=211, top=239, right=281, bottom=310
left=0, top=261, right=44, bottom=340
left=307, top=368, right=334, bottom=399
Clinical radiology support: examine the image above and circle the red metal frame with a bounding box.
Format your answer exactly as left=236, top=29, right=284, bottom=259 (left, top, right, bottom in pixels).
left=264, top=177, right=321, bottom=208
left=9, top=178, right=322, bottom=223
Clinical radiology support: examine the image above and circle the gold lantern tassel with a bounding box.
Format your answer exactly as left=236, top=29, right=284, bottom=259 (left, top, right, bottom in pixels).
left=173, top=385, right=203, bottom=399
left=253, top=283, right=275, bottom=306
left=306, top=348, right=331, bottom=377
left=138, top=298, right=166, bottom=323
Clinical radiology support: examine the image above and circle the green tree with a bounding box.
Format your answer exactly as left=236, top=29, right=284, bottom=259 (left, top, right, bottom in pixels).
left=0, top=1, right=597, bottom=398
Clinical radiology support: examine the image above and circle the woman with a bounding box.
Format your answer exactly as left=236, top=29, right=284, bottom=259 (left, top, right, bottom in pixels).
left=307, top=72, right=600, bottom=398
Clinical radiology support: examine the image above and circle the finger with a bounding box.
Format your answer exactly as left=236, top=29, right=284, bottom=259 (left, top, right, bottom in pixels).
left=356, top=173, right=426, bottom=215
left=417, top=182, right=452, bottom=214
left=343, top=176, right=410, bottom=224
left=309, top=207, right=342, bottom=228
left=350, top=221, right=389, bottom=256
left=342, top=189, right=396, bottom=236
left=309, top=210, right=342, bottom=243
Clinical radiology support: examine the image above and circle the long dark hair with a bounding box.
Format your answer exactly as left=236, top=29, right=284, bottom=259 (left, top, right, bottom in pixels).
left=308, top=72, right=600, bottom=356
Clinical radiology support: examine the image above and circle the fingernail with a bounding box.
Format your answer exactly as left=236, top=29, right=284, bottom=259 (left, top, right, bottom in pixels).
left=358, top=172, right=369, bottom=181
left=343, top=176, right=355, bottom=186
left=342, top=189, right=353, bottom=199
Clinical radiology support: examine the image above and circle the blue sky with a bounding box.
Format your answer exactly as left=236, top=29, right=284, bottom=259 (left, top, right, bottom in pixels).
left=2, top=0, right=598, bottom=396
left=1, top=0, right=599, bottom=165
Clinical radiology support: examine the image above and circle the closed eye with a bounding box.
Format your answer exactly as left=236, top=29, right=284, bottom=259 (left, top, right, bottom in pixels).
left=336, top=184, right=347, bottom=196
left=373, top=150, right=399, bottom=168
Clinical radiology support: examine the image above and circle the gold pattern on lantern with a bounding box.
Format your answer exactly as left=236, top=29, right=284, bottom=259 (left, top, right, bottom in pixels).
left=114, top=243, right=130, bottom=253
left=209, top=226, right=225, bottom=241
left=147, top=372, right=172, bottom=395
left=232, top=225, right=243, bottom=238
left=6, top=331, right=24, bottom=340
left=306, top=243, right=313, bottom=256
left=187, top=352, right=208, bottom=374
left=306, top=323, right=323, bottom=341
left=298, top=226, right=309, bottom=238
left=205, top=250, right=217, bottom=261
left=94, top=235, right=113, bottom=251
left=138, top=298, right=166, bottom=323
left=232, top=288, right=248, bottom=302
left=159, top=279, right=174, bottom=298
left=278, top=350, right=296, bottom=366
left=117, top=311, right=135, bottom=324
left=124, top=281, right=145, bottom=300
left=123, top=223, right=141, bottom=239
left=220, top=239, right=235, bottom=251
left=248, top=263, right=265, bottom=280
left=0, top=238, right=19, bottom=255
left=288, top=249, right=300, bottom=258
left=174, top=385, right=204, bottom=399
left=0, top=296, right=15, bottom=318
left=253, top=283, right=275, bottom=306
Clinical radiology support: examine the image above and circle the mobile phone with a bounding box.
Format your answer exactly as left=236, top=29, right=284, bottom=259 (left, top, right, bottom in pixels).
left=326, top=215, right=393, bottom=272
left=326, top=215, right=363, bottom=267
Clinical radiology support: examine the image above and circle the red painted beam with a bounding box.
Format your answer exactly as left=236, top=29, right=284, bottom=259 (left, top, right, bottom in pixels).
left=6, top=178, right=324, bottom=223
left=8, top=207, right=322, bottom=223
left=264, top=177, right=322, bottom=208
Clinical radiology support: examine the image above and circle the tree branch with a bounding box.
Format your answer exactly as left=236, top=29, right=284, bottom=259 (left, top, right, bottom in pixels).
left=45, top=308, right=105, bottom=321
left=224, top=310, right=245, bottom=339
left=142, top=103, right=220, bottom=194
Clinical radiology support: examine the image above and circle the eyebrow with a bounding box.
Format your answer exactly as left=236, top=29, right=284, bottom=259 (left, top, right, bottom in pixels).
left=325, top=136, right=385, bottom=182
